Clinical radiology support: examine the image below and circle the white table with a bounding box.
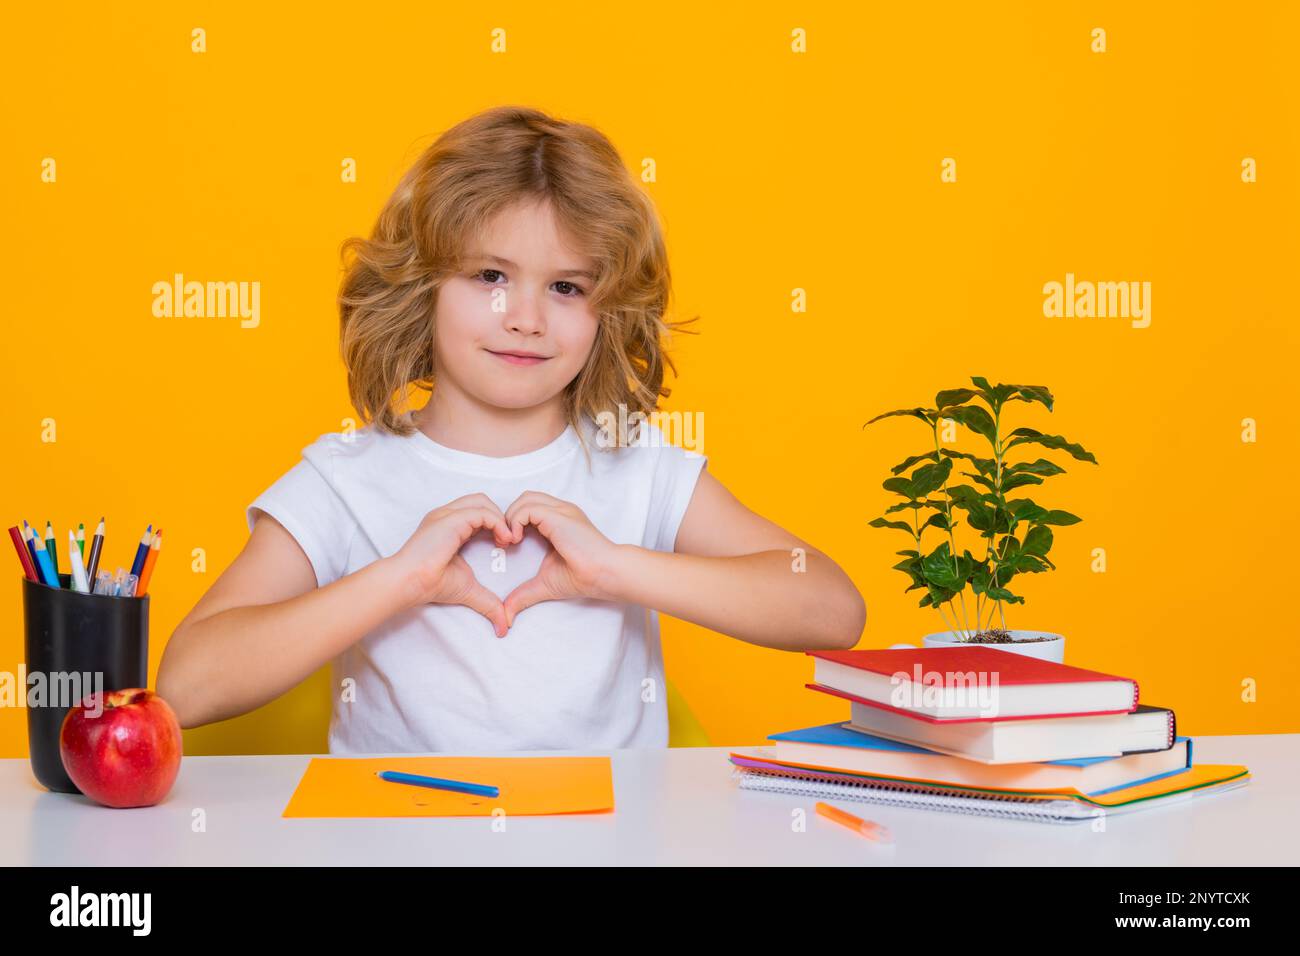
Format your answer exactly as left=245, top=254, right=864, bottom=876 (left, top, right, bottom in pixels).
left=2, top=734, right=1295, bottom=866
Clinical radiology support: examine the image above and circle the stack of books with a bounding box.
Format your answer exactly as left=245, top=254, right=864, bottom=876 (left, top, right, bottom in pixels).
left=730, top=646, right=1250, bottom=824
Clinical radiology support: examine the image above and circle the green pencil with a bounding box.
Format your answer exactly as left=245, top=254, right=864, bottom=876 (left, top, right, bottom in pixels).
left=45, top=521, right=58, bottom=577
left=76, top=523, right=85, bottom=558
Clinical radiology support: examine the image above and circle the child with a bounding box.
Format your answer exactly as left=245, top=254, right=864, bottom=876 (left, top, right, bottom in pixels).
left=157, top=106, right=865, bottom=753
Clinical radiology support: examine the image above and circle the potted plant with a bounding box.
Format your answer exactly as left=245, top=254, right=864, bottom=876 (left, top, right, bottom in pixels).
left=865, top=377, right=1098, bottom=661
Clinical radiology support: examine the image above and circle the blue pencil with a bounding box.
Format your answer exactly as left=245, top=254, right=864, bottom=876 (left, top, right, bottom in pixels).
left=377, top=770, right=500, bottom=798
left=30, top=531, right=60, bottom=587
left=22, top=522, right=39, bottom=569
left=129, top=524, right=152, bottom=577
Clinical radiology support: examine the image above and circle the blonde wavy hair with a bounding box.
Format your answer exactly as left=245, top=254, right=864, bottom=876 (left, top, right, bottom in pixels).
left=338, top=105, right=695, bottom=448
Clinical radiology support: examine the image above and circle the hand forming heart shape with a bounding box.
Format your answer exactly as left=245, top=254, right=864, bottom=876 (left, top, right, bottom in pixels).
left=391, top=491, right=621, bottom=637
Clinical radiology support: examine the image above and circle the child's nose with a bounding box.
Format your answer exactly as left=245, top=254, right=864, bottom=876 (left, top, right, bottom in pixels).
left=504, top=293, right=546, bottom=335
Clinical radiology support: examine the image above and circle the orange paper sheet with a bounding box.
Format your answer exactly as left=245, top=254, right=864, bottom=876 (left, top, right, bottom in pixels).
left=282, top=755, right=615, bottom=818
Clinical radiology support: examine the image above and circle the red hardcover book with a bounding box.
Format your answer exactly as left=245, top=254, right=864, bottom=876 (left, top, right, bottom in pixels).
left=806, top=646, right=1139, bottom=722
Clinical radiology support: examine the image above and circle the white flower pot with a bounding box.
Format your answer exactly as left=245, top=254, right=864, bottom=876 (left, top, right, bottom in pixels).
left=892, top=629, right=1066, bottom=663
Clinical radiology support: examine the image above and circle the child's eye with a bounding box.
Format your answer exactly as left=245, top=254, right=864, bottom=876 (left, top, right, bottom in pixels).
left=471, top=269, right=584, bottom=297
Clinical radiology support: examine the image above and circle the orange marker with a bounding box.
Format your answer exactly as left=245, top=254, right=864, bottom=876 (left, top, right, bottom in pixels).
left=815, top=801, right=893, bottom=843
left=137, top=529, right=162, bottom=597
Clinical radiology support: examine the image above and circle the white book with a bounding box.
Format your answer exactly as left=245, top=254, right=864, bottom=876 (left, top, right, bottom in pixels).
left=845, top=701, right=1177, bottom=764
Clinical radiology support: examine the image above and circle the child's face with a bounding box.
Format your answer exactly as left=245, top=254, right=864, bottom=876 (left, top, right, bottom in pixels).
left=433, top=199, right=600, bottom=413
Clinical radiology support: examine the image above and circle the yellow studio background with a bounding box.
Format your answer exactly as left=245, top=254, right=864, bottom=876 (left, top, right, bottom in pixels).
left=2, top=3, right=1297, bottom=756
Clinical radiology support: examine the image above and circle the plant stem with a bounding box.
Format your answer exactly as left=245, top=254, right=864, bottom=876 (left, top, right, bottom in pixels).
left=935, top=602, right=960, bottom=639
left=932, top=422, right=969, bottom=638
left=989, top=403, right=1006, bottom=633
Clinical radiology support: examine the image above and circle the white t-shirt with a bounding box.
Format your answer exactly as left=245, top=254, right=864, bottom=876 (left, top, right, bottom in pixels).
left=245, top=414, right=707, bottom=754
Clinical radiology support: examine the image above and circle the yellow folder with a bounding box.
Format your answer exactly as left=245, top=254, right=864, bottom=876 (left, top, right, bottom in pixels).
left=282, top=755, right=615, bottom=818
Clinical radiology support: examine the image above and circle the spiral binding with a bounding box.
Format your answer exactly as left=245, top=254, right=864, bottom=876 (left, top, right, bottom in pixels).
left=732, top=767, right=1099, bottom=824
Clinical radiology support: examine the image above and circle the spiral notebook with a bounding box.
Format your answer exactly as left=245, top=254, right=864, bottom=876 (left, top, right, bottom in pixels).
left=729, top=753, right=1250, bottom=824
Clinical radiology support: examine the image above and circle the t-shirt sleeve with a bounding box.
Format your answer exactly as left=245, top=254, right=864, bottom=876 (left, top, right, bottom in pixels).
left=646, top=440, right=708, bottom=553
left=245, top=452, right=356, bottom=588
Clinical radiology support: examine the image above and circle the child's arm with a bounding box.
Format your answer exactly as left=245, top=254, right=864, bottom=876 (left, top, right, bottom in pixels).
left=501, top=477, right=866, bottom=651
left=157, top=495, right=516, bottom=728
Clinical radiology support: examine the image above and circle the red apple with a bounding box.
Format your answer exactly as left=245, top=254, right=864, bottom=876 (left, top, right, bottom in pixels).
left=59, top=688, right=183, bottom=808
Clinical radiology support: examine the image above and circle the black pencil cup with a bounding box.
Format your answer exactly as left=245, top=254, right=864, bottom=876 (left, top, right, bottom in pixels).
left=22, top=574, right=149, bottom=793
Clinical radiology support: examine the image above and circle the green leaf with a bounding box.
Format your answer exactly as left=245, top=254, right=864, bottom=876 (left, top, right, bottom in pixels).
left=869, top=517, right=915, bottom=534
left=946, top=485, right=995, bottom=511
left=891, top=557, right=926, bottom=589
left=1005, top=428, right=1098, bottom=464
left=1040, top=509, right=1082, bottom=526
left=921, top=542, right=964, bottom=589
left=992, top=505, right=1017, bottom=535
left=944, top=404, right=998, bottom=444
left=1008, top=385, right=1054, bottom=411
left=908, top=458, right=953, bottom=498
left=890, top=451, right=939, bottom=475
left=940, top=449, right=996, bottom=474
left=921, top=511, right=951, bottom=533
left=1005, top=498, right=1049, bottom=523
left=1006, top=458, right=1066, bottom=477
left=866, top=408, right=935, bottom=427
left=966, top=503, right=997, bottom=534
left=1022, top=525, right=1053, bottom=556
left=1008, top=554, right=1049, bottom=574
left=882, top=476, right=914, bottom=498
left=984, top=586, right=1026, bottom=605
left=969, top=377, right=1019, bottom=411
left=1000, top=473, right=1044, bottom=492
left=935, top=387, right=980, bottom=409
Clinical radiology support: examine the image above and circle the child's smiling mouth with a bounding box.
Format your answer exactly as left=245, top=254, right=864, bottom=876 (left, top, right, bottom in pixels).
left=486, top=348, right=552, bottom=367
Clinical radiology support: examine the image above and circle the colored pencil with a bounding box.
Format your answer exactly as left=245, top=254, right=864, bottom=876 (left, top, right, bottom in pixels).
left=22, top=521, right=38, bottom=569
left=376, top=770, right=501, bottom=798
left=815, top=802, right=893, bottom=843
left=44, top=521, right=58, bottom=577
left=31, top=532, right=59, bottom=587
left=129, top=524, right=152, bottom=578
left=8, top=526, right=39, bottom=582
left=137, top=529, right=162, bottom=596
left=76, top=523, right=85, bottom=558
left=67, top=530, right=90, bottom=593
left=85, top=518, right=105, bottom=584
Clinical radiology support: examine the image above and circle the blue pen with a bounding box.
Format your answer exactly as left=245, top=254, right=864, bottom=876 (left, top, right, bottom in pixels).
left=377, top=770, right=500, bottom=798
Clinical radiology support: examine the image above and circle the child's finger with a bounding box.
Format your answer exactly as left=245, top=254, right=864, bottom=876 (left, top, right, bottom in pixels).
left=456, top=577, right=509, bottom=638
left=451, top=507, right=512, bottom=547
left=503, top=573, right=552, bottom=624
left=449, top=492, right=508, bottom=519
left=503, top=491, right=556, bottom=531
left=507, top=504, right=558, bottom=544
